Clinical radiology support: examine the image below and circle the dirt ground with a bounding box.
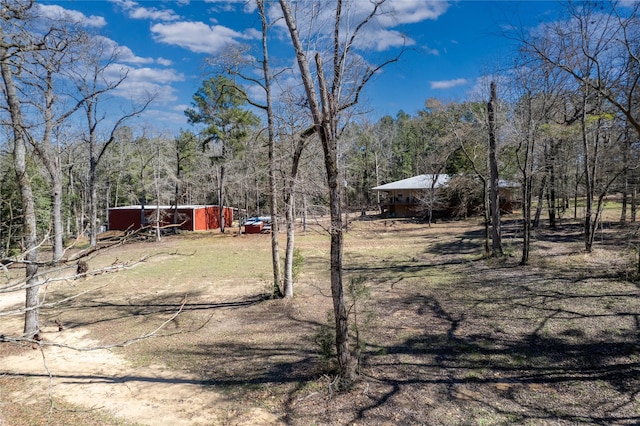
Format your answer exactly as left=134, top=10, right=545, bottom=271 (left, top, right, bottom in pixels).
left=1, top=214, right=640, bottom=425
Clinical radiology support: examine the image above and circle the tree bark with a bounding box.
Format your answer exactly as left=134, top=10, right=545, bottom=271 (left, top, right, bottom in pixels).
left=219, top=164, right=225, bottom=233
left=279, top=0, right=353, bottom=379
left=283, top=128, right=314, bottom=298
left=284, top=195, right=295, bottom=298
left=581, top=91, right=594, bottom=253
left=546, top=141, right=558, bottom=229
left=39, top=73, right=65, bottom=261
left=257, top=0, right=282, bottom=297
left=533, top=175, right=546, bottom=229
left=517, top=93, right=535, bottom=266
left=488, top=81, right=503, bottom=257
left=0, top=37, right=40, bottom=337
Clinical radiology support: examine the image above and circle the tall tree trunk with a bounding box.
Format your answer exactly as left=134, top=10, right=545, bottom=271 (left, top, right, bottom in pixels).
left=154, top=160, right=161, bottom=242
left=521, top=176, right=532, bottom=265
left=326, top=143, right=350, bottom=378
left=581, top=93, right=594, bottom=253
left=257, top=0, right=282, bottom=297
left=51, top=175, right=64, bottom=260
left=521, top=136, right=536, bottom=265
left=518, top=94, right=535, bottom=266
left=279, top=0, right=353, bottom=379
left=488, top=81, right=503, bottom=257
left=620, top=171, right=628, bottom=224
left=1, top=45, right=40, bottom=337
left=39, top=76, right=65, bottom=261
left=282, top=129, right=313, bottom=298
left=620, top=125, right=630, bottom=223
left=267, top=123, right=282, bottom=297
left=174, top=180, right=180, bottom=234
left=632, top=187, right=637, bottom=223
left=89, top=163, right=99, bottom=246
left=302, top=194, right=308, bottom=233
left=219, top=164, right=225, bottom=233
left=87, top=98, right=100, bottom=247
left=174, top=143, right=181, bottom=234
left=574, top=158, right=580, bottom=220
left=483, top=183, right=490, bottom=257
left=284, top=195, right=295, bottom=298
left=533, top=175, right=546, bottom=229
left=547, top=141, right=557, bottom=229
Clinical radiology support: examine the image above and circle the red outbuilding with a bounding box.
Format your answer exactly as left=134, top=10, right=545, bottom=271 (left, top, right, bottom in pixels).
left=108, top=205, right=232, bottom=232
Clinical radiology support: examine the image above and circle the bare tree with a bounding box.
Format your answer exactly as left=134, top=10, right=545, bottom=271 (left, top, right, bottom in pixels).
left=520, top=0, right=639, bottom=250
left=17, top=16, right=92, bottom=262
left=456, top=101, right=492, bottom=256
left=414, top=100, right=459, bottom=225
left=508, top=61, right=564, bottom=264
left=282, top=122, right=316, bottom=298
left=278, top=0, right=402, bottom=380
left=488, top=82, right=503, bottom=257
left=255, top=0, right=286, bottom=296
left=0, top=0, right=44, bottom=337
left=202, top=1, right=287, bottom=296
left=69, top=37, right=152, bottom=246
left=522, top=1, right=640, bottom=138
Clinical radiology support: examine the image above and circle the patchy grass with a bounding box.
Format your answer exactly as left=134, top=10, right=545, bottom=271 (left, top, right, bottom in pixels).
left=2, top=214, right=640, bottom=425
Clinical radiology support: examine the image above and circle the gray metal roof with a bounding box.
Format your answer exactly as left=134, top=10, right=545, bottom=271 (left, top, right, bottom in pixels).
left=498, top=179, right=521, bottom=188
left=372, top=174, right=451, bottom=191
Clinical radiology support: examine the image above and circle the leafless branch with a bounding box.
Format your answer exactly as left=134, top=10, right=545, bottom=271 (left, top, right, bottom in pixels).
left=1, top=297, right=188, bottom=350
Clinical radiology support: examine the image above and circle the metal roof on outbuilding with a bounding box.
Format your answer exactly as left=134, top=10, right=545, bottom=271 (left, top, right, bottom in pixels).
left=108, top=204, right=211, bottom=210
left=372, top=174, right=451, bottom=191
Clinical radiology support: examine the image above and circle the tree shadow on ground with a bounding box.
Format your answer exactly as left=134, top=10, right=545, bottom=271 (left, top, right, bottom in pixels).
left=317, top=232, right=640, bottom=425
left=47, top=291, right=271, bottom=330
left=10, top=217, right=640, bottom=425
left=422, top=227, right=485, bottom=256
left=346, top=287, right=640, bottom=425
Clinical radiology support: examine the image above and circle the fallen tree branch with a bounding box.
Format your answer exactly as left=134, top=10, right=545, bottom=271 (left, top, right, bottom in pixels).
left=1, top=296, right=188, bottom=350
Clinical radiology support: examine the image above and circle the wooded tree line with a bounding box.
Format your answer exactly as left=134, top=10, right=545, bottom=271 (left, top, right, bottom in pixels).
left=1, top=0, right=639, bottom=381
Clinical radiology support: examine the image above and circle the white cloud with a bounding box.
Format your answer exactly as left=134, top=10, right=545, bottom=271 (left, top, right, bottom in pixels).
left=151, top=21, right=258, bottom=54
left=125, top=66, right=185, bottom=84
left=156, top=58, right=173, bottom=66
left=619, top=0, right=638, bottom=8
left=377, top=0, right=450, bottom=26
left=92, top=36, right=175, bottom=68
left=355, top=29, right=415, bottom=51
left=103, top=63, right=185, bottom=103
left=423, top=46, right=440, bottom=56
left=84, top=37, right=182, bottom=105
left=172, top=104, right=190, bottom=112
left=115, top=45, right=155, bottom=65
left=93, top=36, right=167, bottom=66
left=247, top=83, right=266, bottom=106
left=139, top=108, right=190, bottom=129
left=36, top=4, right=106, bottom=28
left=365, top=1, right=449, bottom=50
left=110, top=0, right=181, bottom=21
left=430, top=78, right=469, bottom=89
left=204, top=0, right=258, bottom=14
left=270, top=0, right=448, bottom=52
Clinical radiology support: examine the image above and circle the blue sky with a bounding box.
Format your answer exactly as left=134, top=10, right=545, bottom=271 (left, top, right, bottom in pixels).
left=38, top=0, right=565, bottom=134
